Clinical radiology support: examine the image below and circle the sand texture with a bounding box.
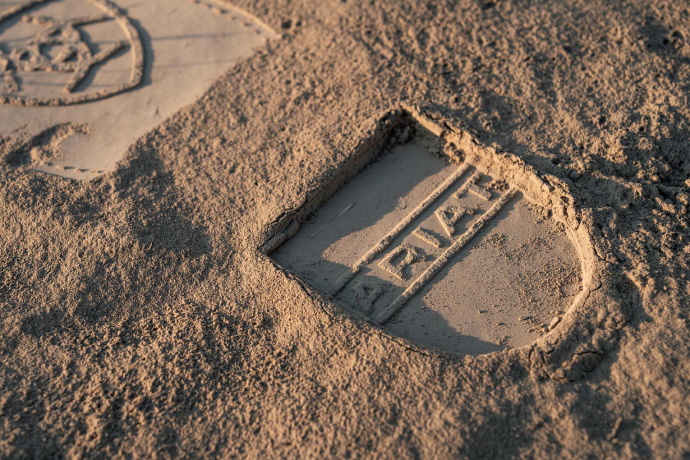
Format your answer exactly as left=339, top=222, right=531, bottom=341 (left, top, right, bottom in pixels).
left=1, top=0, right=690, bottom=458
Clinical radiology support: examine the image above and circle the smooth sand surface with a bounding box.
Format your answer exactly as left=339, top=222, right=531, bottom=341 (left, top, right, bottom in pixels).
left=0, top=0, right=689, bottom=458
left=0, top=0, right=276, bottom=178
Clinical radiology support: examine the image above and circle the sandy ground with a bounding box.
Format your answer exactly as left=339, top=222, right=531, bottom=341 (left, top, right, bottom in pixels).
left=1, top=0, right=690, bottom=458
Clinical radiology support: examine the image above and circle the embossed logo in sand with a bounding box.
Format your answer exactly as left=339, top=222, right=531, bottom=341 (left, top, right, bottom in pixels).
left=268, top=120, right=582, bottom=355
left=0, top=0, right=143, bottom=106
left=0, top=0, right=278, bottom=178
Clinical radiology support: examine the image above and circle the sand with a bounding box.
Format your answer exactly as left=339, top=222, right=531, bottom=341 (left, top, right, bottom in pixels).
left=1, top=0, right=690, bottom=458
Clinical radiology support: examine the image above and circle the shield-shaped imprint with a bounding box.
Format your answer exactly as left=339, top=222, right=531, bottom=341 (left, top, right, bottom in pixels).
left=0, top=0, right=277, bottom=178
left=266, top=109, right=590, bottom=356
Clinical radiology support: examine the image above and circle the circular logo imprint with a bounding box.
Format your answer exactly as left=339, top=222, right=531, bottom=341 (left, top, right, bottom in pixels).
left=0, top=0, right=144, bottom=106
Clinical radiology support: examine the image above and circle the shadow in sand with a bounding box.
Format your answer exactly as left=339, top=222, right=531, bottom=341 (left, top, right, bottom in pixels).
left=2, top=145, right=213, bottom=342
left=290, top=256, right=504, bottom=356
left=112, top=147, right=212, bottom=259
left=0, top=377, right=67, bottom=458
